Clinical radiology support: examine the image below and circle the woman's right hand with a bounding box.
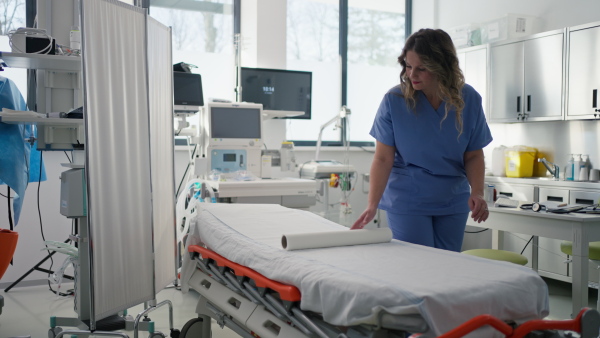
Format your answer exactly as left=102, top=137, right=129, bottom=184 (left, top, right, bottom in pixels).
left=351, top=207, right=377, bottom=229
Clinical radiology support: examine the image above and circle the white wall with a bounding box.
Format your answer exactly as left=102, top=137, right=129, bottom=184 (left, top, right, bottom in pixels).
left=416, top=0, right=600, bottom=33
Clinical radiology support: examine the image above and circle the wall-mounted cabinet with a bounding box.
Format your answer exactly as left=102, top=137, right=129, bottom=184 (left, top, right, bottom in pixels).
left=566, top=22, right=600, bottom=120
left=489, top=30, right=565, bottom=123
left=457, top=45, right=488, bottom=118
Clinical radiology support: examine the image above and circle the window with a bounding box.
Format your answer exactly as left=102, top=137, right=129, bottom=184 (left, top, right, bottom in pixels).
left=0, top=0, right=27, bottom=98
left=150, top=0, right=235, bottom=138
left=150, top=0, right=235, bottom=101
left=287, top=0, right=408, bottom=145
left=347, top=0, right=405, bottom=143
left=286, top=0, right=340, bottom=143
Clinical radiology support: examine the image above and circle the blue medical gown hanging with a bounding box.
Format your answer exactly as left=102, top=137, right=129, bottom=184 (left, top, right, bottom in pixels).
left=0, top=75, right=47, bottom=225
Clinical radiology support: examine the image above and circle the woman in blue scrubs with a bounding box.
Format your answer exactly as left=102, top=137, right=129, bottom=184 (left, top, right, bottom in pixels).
left=351, top=29, right=492, bottom=252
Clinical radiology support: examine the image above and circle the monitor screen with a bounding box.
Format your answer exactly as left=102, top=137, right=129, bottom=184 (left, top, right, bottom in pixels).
left=210, top=106, right=262, bottom=139
left=173, top=71, right=204, bottom=108
left=241, top=67, right=312, bottom=119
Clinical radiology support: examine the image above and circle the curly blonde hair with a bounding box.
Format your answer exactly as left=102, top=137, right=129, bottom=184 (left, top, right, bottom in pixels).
left=398, top=29, right=466, bottom=136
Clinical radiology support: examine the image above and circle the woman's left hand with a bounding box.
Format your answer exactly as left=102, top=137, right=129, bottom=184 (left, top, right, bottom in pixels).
left=469, top=193, right=489, bottom=223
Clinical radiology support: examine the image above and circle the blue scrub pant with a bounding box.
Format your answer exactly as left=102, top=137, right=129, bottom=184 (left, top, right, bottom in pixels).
left=386, top=212, right=469, bottom=252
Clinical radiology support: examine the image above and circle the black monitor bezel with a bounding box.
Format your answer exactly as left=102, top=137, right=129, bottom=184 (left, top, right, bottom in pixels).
left=240, top=67, right=312, bottom=120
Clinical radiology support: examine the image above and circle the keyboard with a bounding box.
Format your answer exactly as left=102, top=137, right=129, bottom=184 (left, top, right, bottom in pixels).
left=494, top=197, right=520, bottom=208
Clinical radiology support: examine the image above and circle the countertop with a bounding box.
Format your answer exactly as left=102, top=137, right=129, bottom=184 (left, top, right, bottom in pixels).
left=484, top=176, right=600, bottom=190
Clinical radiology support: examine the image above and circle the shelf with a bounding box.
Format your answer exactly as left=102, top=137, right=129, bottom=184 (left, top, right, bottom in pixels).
left=0, top=115, right=83, bottom=126
left=0, top=51, right=81, bottom=72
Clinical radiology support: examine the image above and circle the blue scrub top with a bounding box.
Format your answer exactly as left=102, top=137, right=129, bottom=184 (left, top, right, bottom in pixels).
left=370, top=84, right=492, bottom=215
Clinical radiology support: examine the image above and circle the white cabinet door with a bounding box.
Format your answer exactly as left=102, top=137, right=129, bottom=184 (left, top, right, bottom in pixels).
left=458, top=45, right=488, bottom=118
left=523, top=33, right=564, bottom=120
left=489, top=30, right=564, bottom=123
left=567, top=24, right=600, bottom=120
left=490, top=42, right=524, bottom=122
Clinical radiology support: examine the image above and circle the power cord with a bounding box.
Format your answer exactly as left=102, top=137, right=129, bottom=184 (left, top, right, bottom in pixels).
left=6, top=187, right=14, bottom=230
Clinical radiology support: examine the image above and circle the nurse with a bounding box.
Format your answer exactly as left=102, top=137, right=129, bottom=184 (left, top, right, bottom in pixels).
left=351, top=28, right=492, bottom=252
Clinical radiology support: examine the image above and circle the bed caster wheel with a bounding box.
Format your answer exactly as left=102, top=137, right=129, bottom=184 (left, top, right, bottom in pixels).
left=180, top=318, right=211, bottom=338
left=48, top=327, right=63, bottom=338
left=149, top=332, right=165, bottom=338
left=170, top=328, right=181, bottom=338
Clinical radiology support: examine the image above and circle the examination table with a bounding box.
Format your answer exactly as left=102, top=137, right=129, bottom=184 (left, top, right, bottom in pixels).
left=178, top=203, right=596, bottom=337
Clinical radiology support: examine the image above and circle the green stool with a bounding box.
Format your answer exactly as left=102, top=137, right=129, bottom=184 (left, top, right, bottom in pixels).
left=462, top=249, right=529, bottom=266
left=560, top=241, right=600, bottom=310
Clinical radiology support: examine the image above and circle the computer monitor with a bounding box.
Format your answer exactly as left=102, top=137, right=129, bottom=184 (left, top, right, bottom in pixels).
left=173, top=71, right=204, bottom=113
left=240, top=67, right=312, bottom=119
left=204, top=102, right=263, bottom=147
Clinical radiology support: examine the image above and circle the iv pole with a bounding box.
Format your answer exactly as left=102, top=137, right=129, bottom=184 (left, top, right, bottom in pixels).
left=234, top=33, right=242, bottom=103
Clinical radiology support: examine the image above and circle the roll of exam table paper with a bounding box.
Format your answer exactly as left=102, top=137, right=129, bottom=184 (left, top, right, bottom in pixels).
left=281, top=228, right=393, bottom=251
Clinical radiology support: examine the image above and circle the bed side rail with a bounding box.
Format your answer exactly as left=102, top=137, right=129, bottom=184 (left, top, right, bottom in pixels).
left=189, top=245, right=301, bottom=302
left=435, top=307, right=600, bottom=338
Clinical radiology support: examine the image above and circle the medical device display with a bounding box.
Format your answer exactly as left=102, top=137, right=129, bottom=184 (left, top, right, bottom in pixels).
left=241, top=67, right=312, bottom=119
left=174, top=71, right=204, bottom=113
left=202, top=102, right=264, bottom=177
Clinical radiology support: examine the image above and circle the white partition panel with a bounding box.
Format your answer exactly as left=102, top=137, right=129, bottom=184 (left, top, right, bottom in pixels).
left=81, top=0, right=154, bottom=321
left=147, top=16, right=177, bottom=291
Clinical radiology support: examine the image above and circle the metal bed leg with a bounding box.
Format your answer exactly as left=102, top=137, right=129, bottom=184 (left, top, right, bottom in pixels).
left=133, top=300, right=177, bottom=338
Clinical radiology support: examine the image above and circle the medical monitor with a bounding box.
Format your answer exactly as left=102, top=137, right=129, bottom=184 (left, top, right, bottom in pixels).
left=205, top=102, right=263, bottom=148
left=173, top=71, right=204, bottom=113
left=240, top=67, right=312, bottom=119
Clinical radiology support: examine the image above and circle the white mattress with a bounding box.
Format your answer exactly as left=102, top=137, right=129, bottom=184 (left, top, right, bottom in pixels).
left=181, top=203, right=549, bottom=337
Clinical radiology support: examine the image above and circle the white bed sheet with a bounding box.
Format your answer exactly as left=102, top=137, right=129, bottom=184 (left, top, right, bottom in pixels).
left=181, top=203, right=549, bottom=337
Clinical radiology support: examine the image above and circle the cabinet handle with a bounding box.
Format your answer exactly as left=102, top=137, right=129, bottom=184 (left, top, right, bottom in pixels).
left=517, top=96, right=521, bottom=113
left=594, top=89, right=598, bottom=108
left=575, top=198, right=594, bottom=205
left=527, top=95, right=531, bottom=112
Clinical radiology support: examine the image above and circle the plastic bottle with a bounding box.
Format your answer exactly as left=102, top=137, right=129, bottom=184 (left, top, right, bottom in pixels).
left=580, top=155, right=591, bottom=181
left=565, top=154, right=575, bottom=181
left=573, top=154, right=582, bottom=181
left=69, top=26, right=81, bottom=51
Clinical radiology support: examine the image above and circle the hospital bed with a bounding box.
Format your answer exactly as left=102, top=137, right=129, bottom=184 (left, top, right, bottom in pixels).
left=179, top=204, right=598, bottom=337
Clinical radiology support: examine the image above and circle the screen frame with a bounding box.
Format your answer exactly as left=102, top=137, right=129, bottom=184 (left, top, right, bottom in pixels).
left=204, top=101, right=264, bottom=148
left=173, top=71, right=204, bottom=112
left=240, top=67, right=312, bottom=120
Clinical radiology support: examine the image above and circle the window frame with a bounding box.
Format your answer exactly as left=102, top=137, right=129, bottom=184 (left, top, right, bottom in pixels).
left=287, top=0, right=412, bottom=147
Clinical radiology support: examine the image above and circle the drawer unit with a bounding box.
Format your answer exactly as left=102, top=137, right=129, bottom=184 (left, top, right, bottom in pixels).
left=566, top=189, right=600, bottom=283
left=538, top=187, right=569, bottom=204
left=569, top=190, right=600, bottom=205
left=493, top=183, right=535, bottom=268
left=493, top=183, right=535, bottom=202
left=537, top=187, right=570, bottom=278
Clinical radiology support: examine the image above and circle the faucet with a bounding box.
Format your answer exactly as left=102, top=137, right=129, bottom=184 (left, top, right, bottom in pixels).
left=538, top=158, right=560, bottom=180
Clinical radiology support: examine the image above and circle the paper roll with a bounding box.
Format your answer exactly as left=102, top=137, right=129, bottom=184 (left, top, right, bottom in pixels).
left=281, top=228, right=393, bottom=251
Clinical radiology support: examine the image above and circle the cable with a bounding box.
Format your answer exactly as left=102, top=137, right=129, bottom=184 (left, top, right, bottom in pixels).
left=7, top=187, right=14, bottom=230
left=464, top=228, right=489, bottom=234
left=35, top=151, right=57, bottom=297
left=176, top=144, right=198, bottom=198
left=520, top=236, right=534, bottom=255
left=63, top=151, right=72, bottom=163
